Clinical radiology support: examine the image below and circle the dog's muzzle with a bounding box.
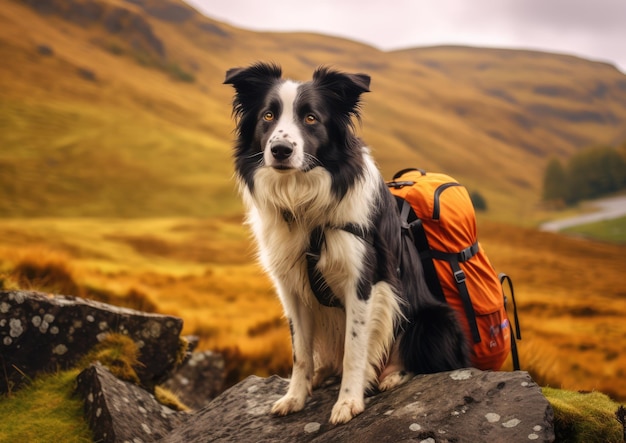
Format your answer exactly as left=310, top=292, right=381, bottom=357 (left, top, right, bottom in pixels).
left=269, top=141, right=295, bottom=169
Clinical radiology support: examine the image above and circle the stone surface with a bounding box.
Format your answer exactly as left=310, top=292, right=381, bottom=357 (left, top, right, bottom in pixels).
left=0, top=290, right=183, bottom=393
left=161, top=369, right=554, bottom=443
left=162, top=350, right=226, bottom=410
left=76, top=363, right=187, bottom=443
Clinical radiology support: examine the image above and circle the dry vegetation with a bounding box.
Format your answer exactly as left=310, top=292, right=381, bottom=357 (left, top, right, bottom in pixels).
left=1, top=0, right=626, bottom=412
left=1, top=216, right=625, bottom=400
left=478, top=220, right=626, bottom=401
left=0, top=217, right=291, bottom=385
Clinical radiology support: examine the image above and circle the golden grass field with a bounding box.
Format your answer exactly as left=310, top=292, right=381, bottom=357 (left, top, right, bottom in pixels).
left=1, top=215, right=625, bottom=400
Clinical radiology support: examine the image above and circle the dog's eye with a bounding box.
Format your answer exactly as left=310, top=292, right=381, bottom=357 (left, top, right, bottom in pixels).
left=263, top=111, right=274, bottom=122
left=305, top=114, right=317, bottom=125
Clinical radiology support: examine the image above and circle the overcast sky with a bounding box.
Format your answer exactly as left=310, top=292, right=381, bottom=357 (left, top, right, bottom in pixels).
left=185, top=0, right=626, bottom=73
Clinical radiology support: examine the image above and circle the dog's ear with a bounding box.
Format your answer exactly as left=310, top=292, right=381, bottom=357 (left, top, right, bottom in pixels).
left=312, top=66, right=371, bottom=119
left=224, top=62, right=282, bottom=96
left=224, top=63, right=282, bottom=118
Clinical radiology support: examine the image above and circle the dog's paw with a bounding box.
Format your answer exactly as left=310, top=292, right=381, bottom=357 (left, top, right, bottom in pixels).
left=329, top=398, right=364, bottom=424
left=271, top=394, right=306, bottom=416
left=378, top=370, right=412, bottom=392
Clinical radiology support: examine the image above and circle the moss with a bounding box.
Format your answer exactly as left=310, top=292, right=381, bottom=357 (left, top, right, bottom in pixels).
left=543, top=387, right=625, bottom=443
left=174, top=335, right=190, bottom=368
left=78, top=333, right=142, bottom=384
left=80, top=333, right=189, bottom=411
left=0, top=369, right=93, bottom=442
left=155, top=385, right=189, bottom=412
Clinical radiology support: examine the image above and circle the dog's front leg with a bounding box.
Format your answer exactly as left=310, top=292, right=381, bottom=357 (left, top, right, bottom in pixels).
left=271, top=299, right=314, bottom=416
left=330, top=292, right=371, bottom=424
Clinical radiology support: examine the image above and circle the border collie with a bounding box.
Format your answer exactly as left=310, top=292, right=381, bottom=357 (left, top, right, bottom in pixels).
left=224, top=63, right=469, bottom=424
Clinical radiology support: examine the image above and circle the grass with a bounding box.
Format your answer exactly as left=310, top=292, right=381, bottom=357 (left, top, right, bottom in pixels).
left=0, top=333, right=189, bottom=443
left=2, top=216, right=626, bottom=401
left=0, top=369, right=92, bottom=443
left=562, top=216, right=626, bottom=244
left=0, top=100, right=239, bottom=218
left=543, top=387, right=625, bottom=443
left=0, top=216, right=288, bottom=384
left=478, top=219, right=626, bottom=401
left=78, top=334, right=142, bottom=385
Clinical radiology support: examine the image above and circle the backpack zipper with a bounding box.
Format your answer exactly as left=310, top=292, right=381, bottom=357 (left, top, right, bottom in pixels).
left=433, top=182, right=461, bottom=220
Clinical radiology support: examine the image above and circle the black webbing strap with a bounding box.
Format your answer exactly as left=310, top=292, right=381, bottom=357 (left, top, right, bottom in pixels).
left=424, top=243, right=480, bottom=264
left=400, top=199, right=414, bottom=225
left=398, top=199, right=447, bottom=304
left=305, top=224, right=371, bottom=309
left=306, top=226, right=342, bottom=308
left=426, top=244, right=482, bottom=343
left=499, top=273, right=522, bottom=371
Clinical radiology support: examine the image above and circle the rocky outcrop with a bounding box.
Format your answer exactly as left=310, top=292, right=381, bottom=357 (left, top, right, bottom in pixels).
left=0, top=290, right=183, bottom=393
left=76, top=362, right=187, bottom=443
left=75, top=363, right=555, bottom=443
left=162, top=369, right=555, bottom=443
left=161, top=350, right=226, bottom=410
left=1, top=290, right=556, bottom=442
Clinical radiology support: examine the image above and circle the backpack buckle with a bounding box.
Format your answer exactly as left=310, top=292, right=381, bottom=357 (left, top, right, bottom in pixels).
left=458, top=242, right=479, bottom=262
left=454, top=270, right=466, bottom=284
left=388, top=180, right=415, bottom=189
left=459, top=248, right=472, bottom=262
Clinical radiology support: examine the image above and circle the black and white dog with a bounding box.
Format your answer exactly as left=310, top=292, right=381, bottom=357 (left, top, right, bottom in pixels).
left=224, top=63, right=469, bottom=424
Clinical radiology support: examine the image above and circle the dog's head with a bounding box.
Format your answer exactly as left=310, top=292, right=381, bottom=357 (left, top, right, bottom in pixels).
left=224, top=63, right=370, bottom=175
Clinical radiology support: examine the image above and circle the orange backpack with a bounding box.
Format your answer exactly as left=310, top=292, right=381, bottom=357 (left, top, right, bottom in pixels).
left=387, top=168, right=521, bottom=371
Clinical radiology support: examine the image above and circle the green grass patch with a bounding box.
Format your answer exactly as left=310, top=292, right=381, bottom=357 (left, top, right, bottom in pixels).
left=543, top=387, right=625, bottom=443
left=0, top=369, right=93, bottom=443
left=0, top=333, right=188, bottom=442
left=562, top=216, right=626, bottom=244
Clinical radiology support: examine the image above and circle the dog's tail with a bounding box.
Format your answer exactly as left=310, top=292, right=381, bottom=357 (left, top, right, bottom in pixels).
left=398, top=302, right=470, bottom=374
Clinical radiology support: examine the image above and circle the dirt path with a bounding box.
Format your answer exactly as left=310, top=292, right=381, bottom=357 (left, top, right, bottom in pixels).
left=540, top=195, right=626, bottom=232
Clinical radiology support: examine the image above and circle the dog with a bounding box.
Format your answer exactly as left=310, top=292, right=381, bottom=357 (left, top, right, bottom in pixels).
left=224, top=62, right=469, bottom=424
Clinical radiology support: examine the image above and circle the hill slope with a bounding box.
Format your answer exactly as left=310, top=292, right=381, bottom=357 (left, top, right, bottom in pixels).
left=1, top=0, right=626, bottom=221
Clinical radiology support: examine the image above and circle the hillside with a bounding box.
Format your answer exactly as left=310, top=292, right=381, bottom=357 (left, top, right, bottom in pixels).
left=1, top=0, right=626, bottom=222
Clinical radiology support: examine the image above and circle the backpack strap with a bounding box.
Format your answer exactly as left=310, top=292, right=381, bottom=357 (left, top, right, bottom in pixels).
left=499, top=273, right=522, bottom=371
left=396, top=196, right=482, bottom=344
left=425, top=245, right=482, bottom=344
left=392, top=168, right=426, bottom=180
left=397, top=199, right=447, bottom=305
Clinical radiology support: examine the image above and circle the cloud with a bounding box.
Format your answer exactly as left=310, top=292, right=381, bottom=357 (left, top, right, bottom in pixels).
left=186, top=0, right=626, bottom=71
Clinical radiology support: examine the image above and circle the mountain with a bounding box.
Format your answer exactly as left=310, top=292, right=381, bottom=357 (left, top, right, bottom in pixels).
left=2, top=0, right=626, bottom=222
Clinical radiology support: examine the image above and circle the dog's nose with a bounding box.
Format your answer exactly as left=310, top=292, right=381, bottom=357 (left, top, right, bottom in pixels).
left=271, top=142, right=293, bottom=160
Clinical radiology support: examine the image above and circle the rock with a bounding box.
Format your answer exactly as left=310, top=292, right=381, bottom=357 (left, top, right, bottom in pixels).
left=76, top=363, right=187, bottom=443
left=161, top=369, right=554, bottom=443
left=77, top=67, right=97, bottom=81
left=161, top=350, right=226, bottom=410
left=37, top=44, right=54, bottom=56
left=0, top=290, right=183, bottom=393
